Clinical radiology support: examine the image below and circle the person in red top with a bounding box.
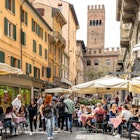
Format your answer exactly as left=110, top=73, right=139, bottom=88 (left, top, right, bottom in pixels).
left=86, top=102, right=105, bottom=127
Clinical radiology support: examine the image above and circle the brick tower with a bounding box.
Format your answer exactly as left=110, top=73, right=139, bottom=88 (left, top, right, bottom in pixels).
left=87, top=5, right=105, bottom=49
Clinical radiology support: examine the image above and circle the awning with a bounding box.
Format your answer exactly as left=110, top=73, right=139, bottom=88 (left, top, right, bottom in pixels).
left=0, top=62, right=22, bottom=75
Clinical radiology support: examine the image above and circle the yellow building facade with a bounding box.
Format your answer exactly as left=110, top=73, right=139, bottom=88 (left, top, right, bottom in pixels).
left=33, top=3, right=67, bottom=87
left=0, top=0, right=52, bottom=108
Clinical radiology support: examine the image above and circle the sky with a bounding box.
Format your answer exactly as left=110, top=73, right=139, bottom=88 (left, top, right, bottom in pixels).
left=64, top=0, right=120, bottom=48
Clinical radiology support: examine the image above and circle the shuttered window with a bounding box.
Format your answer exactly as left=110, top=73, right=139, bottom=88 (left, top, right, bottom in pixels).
left=0, top=51, right=5, bottom=63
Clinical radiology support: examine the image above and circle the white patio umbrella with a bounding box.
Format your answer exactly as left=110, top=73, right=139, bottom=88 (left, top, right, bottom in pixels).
left=72, top=75, right=129, bottom=94
left=129, top=76, right=140, bottom=93
left=45, top=87, right=70, bottom=93
left=0, top=62, right=22, bottom=75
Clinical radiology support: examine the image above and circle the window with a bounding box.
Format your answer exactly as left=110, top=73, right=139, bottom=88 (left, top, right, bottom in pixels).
left=99, top=20, right=102, bottom=25
left=96, top=20, right=98, bottom=25
left=21, top=30, right=26, bottom=46
left=94, top=59, right=98, bottom=66
left=93, top=20, right=95, bottom=26
left=34, top=66, right=40, bottom=78
left=87, top=60, right=91, bottom=66
left=21, top=9, right=28, bottom=25
left=26, top=63, right=32, bottom=75
left=39, top=27, right=43, bottom=39
left=45, top=49, right=47, bottom=59
left=99, top=49, right=101, bottom=53
left=33, top=40, right=36, bottom=53
left=90, top=20, right=92, bottom=26
left=45, top=32, right=47, bottom=42
left=5, top=0, right=15, bottom=14
left=0, top=51, right=5, bottom=63
left=11, top=56, right=20, bottom=68
left=106, top=59, right=111, bottom=65
left=39, top=44, right=42, bottom=56
left=42, top=66, right=45, bottom=77
left=4, top=17, right=16, bottom=40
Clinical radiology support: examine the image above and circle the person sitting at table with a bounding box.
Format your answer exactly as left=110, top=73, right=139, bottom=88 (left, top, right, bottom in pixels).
left=109, top=103, right=118, bottom=118
left=5, top=106, right=18, bottom=136
left=77, top=105, right=87, bottom=126
left=114, top=104, right=132, bottom=138
left=86, top=102, right=105, bottom=128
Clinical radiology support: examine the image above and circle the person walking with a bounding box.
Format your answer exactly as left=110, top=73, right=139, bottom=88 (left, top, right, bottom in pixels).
left=64, top=94, right=75, bottom=132
left=40, top=94, right=56, bottom=140
left=28, top=99, right=37, bottom=136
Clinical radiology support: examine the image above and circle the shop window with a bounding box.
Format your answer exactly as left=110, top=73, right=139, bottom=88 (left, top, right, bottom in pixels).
left=94, top=59, right=98, bottom=66
left=106, top=59, right=111, bottom=65
left=4, top=17, right=16, bottom=40
left=87, top=60, right=91, bottom=66
left=0, top=51, right=5, bottom=63
left=5, top=0, right=15, bottom=14
left=21, top=9, right=28, bottom=25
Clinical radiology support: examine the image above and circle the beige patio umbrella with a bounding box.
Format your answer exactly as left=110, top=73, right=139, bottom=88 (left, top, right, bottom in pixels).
left=72, top=75, right=129, bottom=94
left=0, top=62, right=22, bottom=75
left=129, top=76, right=140, bottom=93
left=44, top=87, right=70, bottom=93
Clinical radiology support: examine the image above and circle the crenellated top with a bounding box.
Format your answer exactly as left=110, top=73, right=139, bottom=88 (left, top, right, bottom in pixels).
left=84, top=47, right=120, bottom=56
left=88, top=5, right=105, bottom=11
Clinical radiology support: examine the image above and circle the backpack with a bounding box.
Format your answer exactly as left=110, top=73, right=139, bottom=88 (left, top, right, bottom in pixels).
left=43, top=105, right=52, bottom=118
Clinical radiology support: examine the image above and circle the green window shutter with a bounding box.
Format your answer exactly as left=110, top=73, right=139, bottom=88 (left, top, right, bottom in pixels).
left=33, top=40, right=36, bottom=52
left=39, top=44, right=42, bottom=56
left=26, top=12, right=28, bottom=25
left=26, top=63, right=28, bottom=75
left=45, top=49, right=47, bottom=59
left=12, top=0, right=15, bottom=14
left=21, top=31, right=23, bottom=44
left=29, top=64, right=32, bottom=73
left=24, top=32, right=26, bottom=45
left=32, top=19, right=34, bottom=31
left=13, top=24, right=16, bottom=40
left=4, top=17, right=8, bottom=35
left=11, top=56, right=14, bottom=67
left=0, top=51, right=5, bottom=63
left=38, top=69, right=40, bottom=78
left=18, top=59, right=20, bottom=68
left=5, top=0, right=8, bottom=9
left=34, top=67, right=36, bottom=77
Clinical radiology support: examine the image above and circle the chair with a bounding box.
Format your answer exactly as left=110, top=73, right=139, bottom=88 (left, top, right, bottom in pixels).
left=92, top=114, right=104, bottom=133
left=127, top=117, right=140, bottom=140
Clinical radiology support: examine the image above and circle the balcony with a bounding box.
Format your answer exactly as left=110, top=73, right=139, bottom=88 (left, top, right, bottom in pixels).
left=120, top=24, right=132, bottom=48
left=52, top=31, right=66, bottom=47
left=122, top=0, right=138, bottom=23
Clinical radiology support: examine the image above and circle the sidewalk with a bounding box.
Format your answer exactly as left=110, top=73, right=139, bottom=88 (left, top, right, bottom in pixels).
left=7, top=127, right=129, bottom=140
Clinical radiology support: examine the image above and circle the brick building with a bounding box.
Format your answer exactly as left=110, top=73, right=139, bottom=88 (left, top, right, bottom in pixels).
left=84, top=5, right=120, bottom=83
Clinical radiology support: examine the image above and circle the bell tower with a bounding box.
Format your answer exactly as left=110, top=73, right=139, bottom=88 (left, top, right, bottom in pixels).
left=87, top=5, right=105, bottom=49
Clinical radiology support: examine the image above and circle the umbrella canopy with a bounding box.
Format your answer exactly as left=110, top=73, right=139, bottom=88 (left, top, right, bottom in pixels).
left=72, top=75, right=129, bottom=94
left=0, top=62, right=22, bottom=75
left=129, top=76, right=140, bottom=93
left=45, top=87, right=70, bottom=93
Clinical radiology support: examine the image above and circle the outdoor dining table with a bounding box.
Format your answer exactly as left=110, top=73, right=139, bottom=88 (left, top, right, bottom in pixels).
left=110, top=117, right=122, bottom=129
left=13, top=117, right=26, bottom=124
left=80, top=114, right=93, bottom=125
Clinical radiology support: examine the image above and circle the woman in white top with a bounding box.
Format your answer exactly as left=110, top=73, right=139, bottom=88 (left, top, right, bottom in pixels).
left=114, top=104, right=132, bottom=138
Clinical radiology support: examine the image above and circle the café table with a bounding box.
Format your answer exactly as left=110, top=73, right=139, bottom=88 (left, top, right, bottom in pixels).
left=80, top=114, right=93, bottom=126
